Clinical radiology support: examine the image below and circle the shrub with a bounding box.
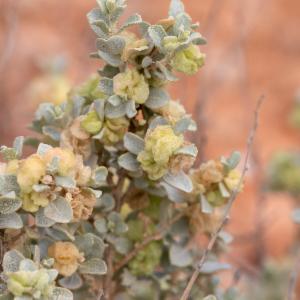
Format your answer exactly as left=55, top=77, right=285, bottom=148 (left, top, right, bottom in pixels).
left=0, top=0, right=243, bottom=299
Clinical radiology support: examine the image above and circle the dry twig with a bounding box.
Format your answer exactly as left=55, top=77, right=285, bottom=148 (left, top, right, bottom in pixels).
left=179, top=96, right=264, bottom=300
left=114, top=210, right=186, bottom=273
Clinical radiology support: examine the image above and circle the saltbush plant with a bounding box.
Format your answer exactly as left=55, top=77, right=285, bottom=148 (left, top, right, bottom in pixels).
left=0, top=0, right=243, bottom=299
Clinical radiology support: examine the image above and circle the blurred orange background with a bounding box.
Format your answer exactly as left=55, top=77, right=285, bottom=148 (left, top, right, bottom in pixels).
left=1, top=0, right=300, bottom=289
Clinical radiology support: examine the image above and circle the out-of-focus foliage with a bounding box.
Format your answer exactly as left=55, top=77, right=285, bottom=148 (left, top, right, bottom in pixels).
left=268, top=152, right=300, bottom=195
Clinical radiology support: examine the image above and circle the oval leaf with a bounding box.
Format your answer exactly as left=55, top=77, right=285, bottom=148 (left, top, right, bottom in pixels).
left=145, top=88, right=169, bottom=109
left=0, top=212, right=23, bottom=229
left=124, top=133, right=145, bottom=155
left=44, top=197, right=73, bottom=223
left=2, top=250, right=25, bottom=273
left=79, top=258, right=107, bottom=275
left=163, top=171, right=193, bottom=193
left=0, top=193, right=22, bottom=214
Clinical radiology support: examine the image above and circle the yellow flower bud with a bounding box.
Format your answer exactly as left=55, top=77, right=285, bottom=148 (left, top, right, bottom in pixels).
left=163, top=36, right=180, bottom=51
left=113, top=69, right=149, bottom=104
left=171, top=44, right=205, bottom=75
left=6, top=159, right=19, bottom=175
left=21, top=191, right=49, bottom=213
left=101, top=117, right=129, bottom=145
left=137, top=125, right=184, bottom=180
left=224, top=169, right=243, bottom=192
left=48, top=242, right=84, bottom=277
left=17, top=155, right=46, bottom=194
left=81, top=111, right=103, bottom=135
left=7, top=268, right=55, bottom=298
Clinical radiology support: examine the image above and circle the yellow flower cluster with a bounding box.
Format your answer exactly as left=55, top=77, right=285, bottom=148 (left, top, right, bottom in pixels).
left=9, top=147, right=92, bottom=214
left=163, top=37, right=205, bottom=75
left=171, top=44, right=205, bottom=75
left=113, top=69, right=149, bottom=104
left=191, top=160, right=243, bottom=207
left=80, top=111, right=129, bottom=145
left=7, top=268, right=56, bottom=298
left=137, top=125, right=184, bottom=180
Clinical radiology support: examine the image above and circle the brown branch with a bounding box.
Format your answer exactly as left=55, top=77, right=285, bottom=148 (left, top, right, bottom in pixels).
left=114, top=210, right=186, bottom=273
left=179, top=96, right=264, bottom=300
left=287, top=247, right=300, bottom=300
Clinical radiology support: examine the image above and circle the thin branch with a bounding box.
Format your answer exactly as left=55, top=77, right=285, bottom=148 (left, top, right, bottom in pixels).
left=179, top=96, right=264, bottom=300
left=286, top=247, right=300, bottom=300
left=114, top=210, right=186, bottom=273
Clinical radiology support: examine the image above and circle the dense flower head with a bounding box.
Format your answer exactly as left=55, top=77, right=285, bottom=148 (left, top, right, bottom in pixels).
left=170, top=44, right=205, bottom=75
left=11, top=147, right=93, bottom=213
left=48, top=241, right=84, bottom=277
left=7, top=268, right=57, bottom=298
left=137, top=125, right=184, bottom=180
left=191, top=159, right=243, bottom=207
left=113, top=69, right=150, bottom=104
left=81, top=110, right=103, bottom=135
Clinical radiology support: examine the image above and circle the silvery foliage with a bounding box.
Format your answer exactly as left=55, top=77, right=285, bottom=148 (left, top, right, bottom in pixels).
left=0, top=1, right=241, bottom=299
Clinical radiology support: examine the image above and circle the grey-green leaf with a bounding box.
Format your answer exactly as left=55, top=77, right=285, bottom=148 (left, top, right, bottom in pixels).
left=59, top=273, right=83, bottom=290
left=148, top=25, right=167, bottom=49
left=112, top=237, right=132, bottom=255
left=175, top=144, right=198, bottom=157
left=94, top=218, right=108, bottom=234
left=0, top=212, right=23, bottom=229
left=145, top=88, right=169, bottom=109
left=0, top=192, right=22, bottom=214
left=94, top=166, right=108, bottom=184
left=124, top=133, right=145, bottom=155
left=105, top=102, right=126, bottom=118
left=96, top=36, right=126, bottom=55
left=174, top=117, right=197, bottom=134
left=44, top=197, right=73, bottom=223
left=118, top=153, right=140, bottom=172
left=52, top=287, right=73, bottom=300
left=13, top=136, right=24, bottom=158
left=99, top=78, right=114, bottom=95
left=79, top=258, right=107, bottom=275
left=163, top=171, right=193, bottom=193
left=200, top=194, right=214, bottom=214
left=98, top=50, right=122, bottom=67
left=125, top=100, right=137, bottom=118
left=119, top=14, right=143, bottom=32
left=0, top=175, right=19, bottom=195
left=55, top=176, right=76, bottom=189
left=226, top=151, right=241, bottom=170
left=200, top=261, right=231, bottom=274
left=169, top=244, right=193, bottom=267
left=2, top=250, right=25, bottom=273
left=169, top=0, right=185, bottom=17
left=37, top=143, right=53, bottom=156
left=35, top=208, right=56, bottom=228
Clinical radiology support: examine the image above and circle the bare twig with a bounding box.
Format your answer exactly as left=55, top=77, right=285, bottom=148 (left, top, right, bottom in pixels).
left=179, top=96, right=264, bottom=300
left=286, top=248, right=300, bottom=300
left=114, top=210, right=186, bottom=273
